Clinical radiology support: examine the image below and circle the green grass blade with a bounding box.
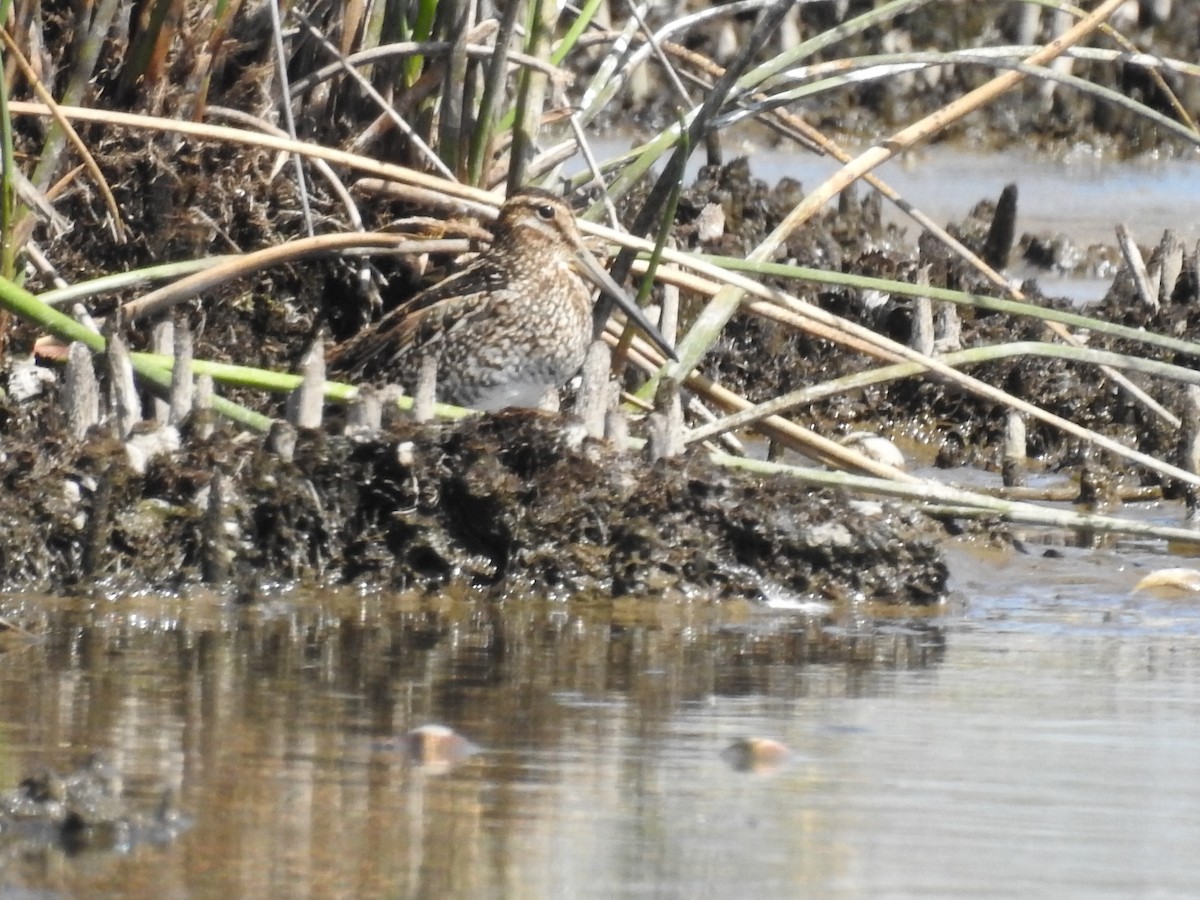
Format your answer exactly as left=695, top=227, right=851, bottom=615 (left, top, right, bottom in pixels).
left=0, top=276, right=271, bottom=431
left=0, top=43, right=16, bottom=280
left=700, top=253, right=1200, bottom=360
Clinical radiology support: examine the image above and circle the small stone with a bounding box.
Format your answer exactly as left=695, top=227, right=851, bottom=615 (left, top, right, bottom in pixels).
left=840, top=432, right=905, bottom=469
left=8, top=357, right=56, bottom=403
left=695, top=203, right=726, bottom=243
left=722, top=738, right=791, bottom=773
left=379, top=725, right=479, bottom=772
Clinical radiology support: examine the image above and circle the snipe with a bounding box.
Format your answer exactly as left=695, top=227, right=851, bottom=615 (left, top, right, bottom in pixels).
left=327, top=188, right=674, bottom=411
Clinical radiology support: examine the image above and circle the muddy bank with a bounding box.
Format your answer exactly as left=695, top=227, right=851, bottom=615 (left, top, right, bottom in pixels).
left=5, top=4, right=1197, bottom=600
left=2, top=142, right=1186, bottom=599
left=614, top=3, right=1200, bottom=158
left=0, top=407, right=947, bottom=603
left=2, top=153, right=1185, bottom=600
left=673, top=159, right=1197, bottom=487
left=21, top=149, right=1190, bottom=489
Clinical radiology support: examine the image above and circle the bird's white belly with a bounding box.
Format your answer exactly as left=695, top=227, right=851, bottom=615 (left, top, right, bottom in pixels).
left=467, top=378, right=559, bottom=412
left=449, top=338, right=589, bottom=411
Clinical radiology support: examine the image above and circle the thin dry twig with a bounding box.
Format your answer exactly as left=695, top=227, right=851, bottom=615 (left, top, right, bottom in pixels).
left=120, top=234, right=466, bottom=323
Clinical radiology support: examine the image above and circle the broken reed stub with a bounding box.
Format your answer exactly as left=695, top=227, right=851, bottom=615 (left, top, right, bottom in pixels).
left=576, top=340, right=611, bottom=440
left=345, top=385, right=382, bottom=438
left=1002, top=410, right=1027, bottom=488
left=379, top=385, right=407, bottom=427
left=605, top=405, right=629, bottom=450
left=643, top=377, right=685, bottom=462
left=1155, top=229, right=1184, bottom=306
left=151, top=320, right=173, bottom=425
left=193, top=374, right=215, bottom=440
left=1181, top=385, right=1200, bottom=517
left=267, top=420, right=297, bottom=463
left=201, top=471, right=229, bottom=585
left=1116, top=224, right=1159, bottom=311
left=602, top=381, right=627, bottom=446
left=935, top=301, right=962, bottom=353
left=838, top=183, right=861, bottom=219
left=982, top=183, right=1018, bottom=272
left=659, top=268, right=680, bottom=349
left=655, top=375, right=685, bottom=459
left=103, top=317, right=140, bottom=439
left=1194, top=240, right=1200, bottom=304
left=643, top=412, right=669, bottom=462
left=82, top=467, right=113, bottom=577
left=125, top=426, right=181, bottom=475
left=63, top=341, right=100, bottom=440
left=286, top=335, right=326, bottom=429
left=412, top=353, right=438, bottom=423
left=1183, top=385, right=1200, bottom=474
left=911, top=265, right=934, bottom=357
left=169, top=317, right=194, bottom=426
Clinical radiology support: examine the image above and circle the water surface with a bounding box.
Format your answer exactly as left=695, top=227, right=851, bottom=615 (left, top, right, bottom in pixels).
left=2, top=536, right=1200, bottom=898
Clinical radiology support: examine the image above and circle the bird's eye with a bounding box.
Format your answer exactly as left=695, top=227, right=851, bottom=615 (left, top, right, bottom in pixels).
left=536, top=204, right=555, bottom=220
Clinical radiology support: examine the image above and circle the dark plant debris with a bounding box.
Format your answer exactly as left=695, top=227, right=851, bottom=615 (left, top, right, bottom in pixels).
left=0, top=408, right=948, bottom=604
left=5, top=4, right=1198, bottom=599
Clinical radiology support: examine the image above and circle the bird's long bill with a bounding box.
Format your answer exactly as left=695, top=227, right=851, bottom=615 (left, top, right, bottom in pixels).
left=576, top=248, right=678, bottom=362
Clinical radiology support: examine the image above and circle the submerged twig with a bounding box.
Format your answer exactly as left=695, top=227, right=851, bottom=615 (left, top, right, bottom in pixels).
left=714, top=452, right=1200, bottom=547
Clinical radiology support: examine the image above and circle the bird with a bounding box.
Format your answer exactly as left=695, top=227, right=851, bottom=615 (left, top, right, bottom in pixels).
left=327, top=187, right=675, bottom=412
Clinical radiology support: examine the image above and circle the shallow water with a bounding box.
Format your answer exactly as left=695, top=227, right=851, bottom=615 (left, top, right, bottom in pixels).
left=699, top=138, right=1200, bottom=249
left=590, top=136, right=1200, bottom=304
left=2, top=534, right=1200, bottom=898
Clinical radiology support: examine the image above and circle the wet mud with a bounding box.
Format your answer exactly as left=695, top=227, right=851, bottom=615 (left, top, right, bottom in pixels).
left=617, top=3, right=1200, bottom=158
left=676, top=159, right=1199, bottom=491
left=1, top=7, right=1194, bottom=889
left=3, top=138, right=1182, bottom=599
left=0, top=408, right=947, bottom=603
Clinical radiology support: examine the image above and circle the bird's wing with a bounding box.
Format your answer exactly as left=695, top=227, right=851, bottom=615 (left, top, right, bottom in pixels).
left=327, top=259, right=509, bottom=382
left=387, top=256, right=508, bottom=318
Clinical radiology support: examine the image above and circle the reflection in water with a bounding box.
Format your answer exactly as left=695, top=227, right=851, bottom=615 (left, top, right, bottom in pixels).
left=0, top=592, right=940, bottom=897
left=377, top=724, right=480, bottom=773
left=0, top=570, right=1197, bottom=897
left=720, top=737, right=792, bottom=773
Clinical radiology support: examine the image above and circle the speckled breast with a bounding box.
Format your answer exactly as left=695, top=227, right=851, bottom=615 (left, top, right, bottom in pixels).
left=438, top=276, right=595, bottom=411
